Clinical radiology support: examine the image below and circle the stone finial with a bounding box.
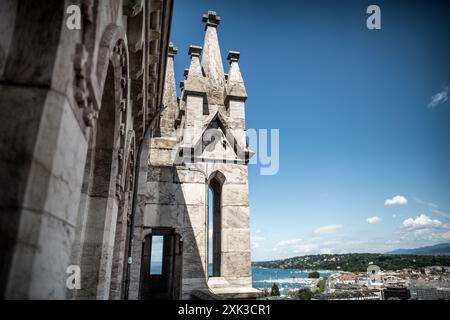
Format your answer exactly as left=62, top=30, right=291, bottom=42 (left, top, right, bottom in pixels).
left=227, top=51, right=240, bottom=63
left=202, top=11, right=221, bottom=29
left=168, top=42, right=178, bottom=57
left=201, top=11, right=226, bottom=105
left=183, top=45, right=206, bottom=98
left=160, top=42, right=178, bottom=136
left=183, top=68, right=189, bottom=79
left=188, top=45, right=202, bottom=57
left=225, top=50, right=247, bottom=103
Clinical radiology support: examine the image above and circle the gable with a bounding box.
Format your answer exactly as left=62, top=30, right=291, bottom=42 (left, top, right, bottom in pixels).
left=201, top=124, right=238, bottom=160
left=177, top=111, right=253, bottom=164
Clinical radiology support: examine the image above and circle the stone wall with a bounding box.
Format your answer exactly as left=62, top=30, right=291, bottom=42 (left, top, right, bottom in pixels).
left=142, top=143, right=253, bottom=298
left=0, top=0, right=173, bottom=299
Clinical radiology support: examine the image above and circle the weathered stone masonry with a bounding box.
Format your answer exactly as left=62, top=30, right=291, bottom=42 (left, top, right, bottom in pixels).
left=0, top=0, right=173, bottom=299
left=0, top=2, right=259, bottom=300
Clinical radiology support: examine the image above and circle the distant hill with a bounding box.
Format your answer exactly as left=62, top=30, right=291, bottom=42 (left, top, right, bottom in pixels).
left=386, top=243, right=450, bottom=256
left=253, top=253, right=450, bottom=272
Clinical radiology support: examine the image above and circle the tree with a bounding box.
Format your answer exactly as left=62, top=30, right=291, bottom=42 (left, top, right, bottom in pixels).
left=308, top=271, right=320, bottom=278
left=270, top=283, right=280, bottom=296
left=317, top=277, right=327, bottom=293
left=261, top=288, right=270, bottom=297
left=296, top=288, right=313, bottom=300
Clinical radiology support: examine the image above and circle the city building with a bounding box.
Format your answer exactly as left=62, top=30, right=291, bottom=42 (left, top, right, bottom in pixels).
left=383, top=286, right=411, bottom=300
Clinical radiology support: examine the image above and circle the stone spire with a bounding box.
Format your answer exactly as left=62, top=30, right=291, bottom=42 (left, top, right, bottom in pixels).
left=201, top=11, right=226, bottom=105
left=160, top=42, right=178, bottom=136
left=183, top=45, right=206, bottom=97
left=225, top=51, right=247, bottom=105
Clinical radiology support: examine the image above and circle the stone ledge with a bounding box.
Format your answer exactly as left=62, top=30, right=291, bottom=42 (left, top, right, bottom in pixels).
left=192, top=287, right=262, bottom=300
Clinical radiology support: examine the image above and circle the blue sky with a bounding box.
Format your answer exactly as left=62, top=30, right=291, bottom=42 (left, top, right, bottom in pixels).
left=170, top=0, right=450, bottom=261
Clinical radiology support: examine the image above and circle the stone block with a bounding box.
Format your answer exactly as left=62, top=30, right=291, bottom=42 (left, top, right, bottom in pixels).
left=149, top=147, right=176, bottom=165
left=7, top=209, right=75, bottom=299
left=185, top=204, right=207, bottom=228
left=180, top=228, right=207, bottom=278
left=146, top=181, right=205, bottom=206
left=186, top=95, right=204, bottom=129
left=147, top=166, right=175, bottom=183
left=226, top=276, right=252, bottom=288
left=24, top=93, right=87, bottom=226
left=222, top=205, right=249, bottom=229
left=228, top=100, right=245, bottom=122
left=182, top=278, right=207, bottom=299
left=222, top=228, right=251, bottom=252
left=175, top=167, right=206, bottom=184
left=222, top=183, right=249, bottom=206
left=221, top=251, right=252, bottom=278
left=144, top=203, right=186, bottom=227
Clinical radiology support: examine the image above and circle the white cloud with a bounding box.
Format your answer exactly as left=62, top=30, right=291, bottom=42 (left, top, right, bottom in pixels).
left=413, top=198, right=437, bottom=208
left=441, top=231, right=450, bottom=240
left=273, top=239, right=325, bottom=255
left=291, top=244, right=316, bottom=254
left=273, top=239, right=312, bottom=254
left=252, top=242, right=260, bottom=249
left=276, top=239, right=302, bottom=246
left=413, top=199, right=450, bottom=219
left=388, top=213, right=450, bottom=245
left=251, top=231, right=265, bottom=250
left=385, top=195, right=408, bottom=206
left=402, top=214, right=442, bottom=230
left=430, top=209, right=450, bottom=220
left=392, top=214, right=397, bottom=218
left=428, top=86, right=449, bottom=108
left=272, top=236, right=376, bottom=256
left=314, top=224, right=343, bottom=235
left=367, top=216, right=382, bottom=224
left=411, top=228, right=448, bottom=241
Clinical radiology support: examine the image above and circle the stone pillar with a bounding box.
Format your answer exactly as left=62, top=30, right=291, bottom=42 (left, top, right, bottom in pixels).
left=183, top=45, right=206, bottom=145
left=159, top=42, right=178, bottom=137
left=0, top=0, right=89, bottom=299
left=225, top=51, right=248, bottom=149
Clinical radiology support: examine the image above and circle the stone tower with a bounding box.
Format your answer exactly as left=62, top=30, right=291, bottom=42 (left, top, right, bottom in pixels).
left=136, top=11, right=259, bottom=299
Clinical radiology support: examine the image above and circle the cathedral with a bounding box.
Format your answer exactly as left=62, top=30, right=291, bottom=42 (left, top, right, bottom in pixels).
left=0, top=0, right=259, bottom=300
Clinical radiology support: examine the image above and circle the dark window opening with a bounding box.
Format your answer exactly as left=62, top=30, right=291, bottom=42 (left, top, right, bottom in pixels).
left=208, top=175, right=223, bottom=277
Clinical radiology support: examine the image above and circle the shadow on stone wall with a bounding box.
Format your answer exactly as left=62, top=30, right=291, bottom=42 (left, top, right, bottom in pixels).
left=133, top=164, right=207, bottom=299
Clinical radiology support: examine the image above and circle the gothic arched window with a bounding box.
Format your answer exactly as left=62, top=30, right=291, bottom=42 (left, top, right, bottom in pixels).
left=207, top=171, right=225, bottom=277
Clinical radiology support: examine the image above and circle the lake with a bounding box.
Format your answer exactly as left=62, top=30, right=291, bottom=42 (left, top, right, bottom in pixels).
left=252, top=266, right=330, bottom=295
left=153, top=262, right=329, bottom=296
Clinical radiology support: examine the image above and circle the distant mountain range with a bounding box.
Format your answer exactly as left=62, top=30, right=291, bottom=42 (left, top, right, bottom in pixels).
left=386, top=243, right=450, bottom=256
